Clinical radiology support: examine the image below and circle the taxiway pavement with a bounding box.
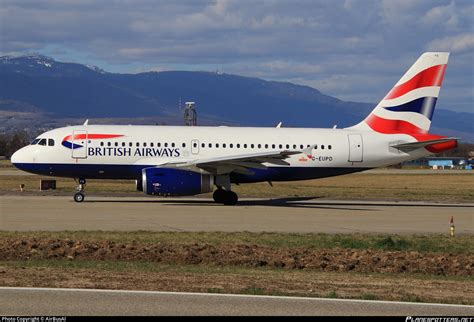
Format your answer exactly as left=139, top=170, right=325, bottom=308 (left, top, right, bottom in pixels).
left=1, top=287, right=473, bottom=316
left=1, top=195, right=472, bottom=234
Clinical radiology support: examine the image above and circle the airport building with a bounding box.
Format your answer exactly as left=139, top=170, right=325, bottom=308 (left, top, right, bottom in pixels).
left=402, top=156, right=472, bottom=169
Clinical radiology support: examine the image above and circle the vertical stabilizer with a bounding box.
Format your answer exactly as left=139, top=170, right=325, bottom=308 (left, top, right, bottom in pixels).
left=350, top=52, right=449, bottom=135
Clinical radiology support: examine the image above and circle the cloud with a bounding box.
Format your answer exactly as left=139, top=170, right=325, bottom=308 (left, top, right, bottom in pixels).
left=0, top=0, right=472, bottom=112
left=426, top=33, right=474, bottom=53
left=421, top=1, right=459, bottom=29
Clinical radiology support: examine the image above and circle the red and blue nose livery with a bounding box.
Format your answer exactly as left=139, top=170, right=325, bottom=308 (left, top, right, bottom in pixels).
left=62, top=134, right=124, bottom=149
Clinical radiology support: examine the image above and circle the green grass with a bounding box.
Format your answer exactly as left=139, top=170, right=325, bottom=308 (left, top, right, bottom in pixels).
left=2, top=259, right=472, bottom=282
left=1, top=260, right=472, bottom=304
left=326, top=290, right=338, bottom=298
left=0, top=231, right=472, bottom=254
left=361, top=293, right=378, bottom=301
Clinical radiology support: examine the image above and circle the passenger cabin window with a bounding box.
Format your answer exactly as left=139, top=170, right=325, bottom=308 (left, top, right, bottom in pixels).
left=48, top=139, right=55, bottom=146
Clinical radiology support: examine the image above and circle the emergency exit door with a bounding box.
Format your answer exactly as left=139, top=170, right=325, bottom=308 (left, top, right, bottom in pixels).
left=348, top=134, right=363, bottom=162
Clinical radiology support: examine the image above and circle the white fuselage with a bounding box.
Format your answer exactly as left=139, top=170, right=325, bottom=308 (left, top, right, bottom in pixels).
left=11, top=124, right=429, bottom=182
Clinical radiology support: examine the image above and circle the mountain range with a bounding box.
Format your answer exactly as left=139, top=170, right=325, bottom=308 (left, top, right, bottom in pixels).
left=0, top=54, right=472, bottom=141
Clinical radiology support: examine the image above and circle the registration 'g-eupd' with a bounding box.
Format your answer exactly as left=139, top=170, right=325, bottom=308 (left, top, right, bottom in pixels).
left=11, top=53, right=457, bottom=205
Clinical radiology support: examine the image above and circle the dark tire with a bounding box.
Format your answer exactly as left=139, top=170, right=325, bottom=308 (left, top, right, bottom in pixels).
left=223, top=191, right=238, bottom=206
left=213, top=189, right=226, bottom=203
left=74, top=192, right=85, bottom=203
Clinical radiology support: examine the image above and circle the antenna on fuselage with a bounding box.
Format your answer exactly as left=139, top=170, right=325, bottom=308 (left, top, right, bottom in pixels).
left=276, top=122, right=282, bottom=128
left=83, top=119, right=89, bottom=126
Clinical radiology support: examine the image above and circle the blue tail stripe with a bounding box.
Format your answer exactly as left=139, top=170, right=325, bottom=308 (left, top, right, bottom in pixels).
left=384, top=97, right=437, bottom=120
left=62, top=141, right=83, bottom=149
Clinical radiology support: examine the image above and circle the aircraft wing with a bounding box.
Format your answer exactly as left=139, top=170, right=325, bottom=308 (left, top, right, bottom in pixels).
left=158, top=150, right=303, bottom=175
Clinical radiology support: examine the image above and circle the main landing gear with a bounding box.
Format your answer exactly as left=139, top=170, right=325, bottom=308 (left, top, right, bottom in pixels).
left=213, top=188, right=238, bottom=205
left=74, top=178, right=86, bottom=202
left=213, top=175, right=238, bottom=205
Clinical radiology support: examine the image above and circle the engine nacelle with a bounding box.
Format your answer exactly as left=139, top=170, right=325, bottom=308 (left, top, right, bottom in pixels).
left=142, top=167, right=213, bottom=196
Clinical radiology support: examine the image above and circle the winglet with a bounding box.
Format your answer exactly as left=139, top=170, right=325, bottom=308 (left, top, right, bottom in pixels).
left=83, top=119, right=89, bottom=126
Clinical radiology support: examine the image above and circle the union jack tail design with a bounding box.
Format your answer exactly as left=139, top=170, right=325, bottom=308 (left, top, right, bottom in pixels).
left=352, top=52, right=449, bottom=138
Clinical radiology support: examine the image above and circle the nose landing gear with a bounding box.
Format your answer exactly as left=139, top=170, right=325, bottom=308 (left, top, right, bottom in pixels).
left=74, top=178, right=86, bottom=202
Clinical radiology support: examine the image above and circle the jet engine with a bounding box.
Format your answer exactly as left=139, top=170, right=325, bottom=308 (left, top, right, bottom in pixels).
left=142, top=167, right=213, bottom=196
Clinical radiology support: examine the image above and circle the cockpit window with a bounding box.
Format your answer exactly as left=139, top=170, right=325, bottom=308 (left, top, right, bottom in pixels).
left=31, top=139, right=40, bottom=145
left=38, top=139, right=47, bottom=146
left=48, top=139, right=55, bottom=146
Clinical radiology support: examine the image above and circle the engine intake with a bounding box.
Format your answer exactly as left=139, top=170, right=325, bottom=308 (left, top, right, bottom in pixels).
left=142, top=167, right=213, bottom=196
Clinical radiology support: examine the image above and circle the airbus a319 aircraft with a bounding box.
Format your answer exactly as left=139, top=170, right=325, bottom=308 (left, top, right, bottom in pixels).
left=11, top=52, right=457, bottom=205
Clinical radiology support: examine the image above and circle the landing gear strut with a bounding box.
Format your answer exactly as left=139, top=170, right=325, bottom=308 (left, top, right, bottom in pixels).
left=213, top=188, right=238, bottom=205
left=74, top=178, right=86, bottom=202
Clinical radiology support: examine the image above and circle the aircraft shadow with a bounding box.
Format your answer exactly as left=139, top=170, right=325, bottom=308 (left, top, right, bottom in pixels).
left=85, top=196, right=377, bottom=211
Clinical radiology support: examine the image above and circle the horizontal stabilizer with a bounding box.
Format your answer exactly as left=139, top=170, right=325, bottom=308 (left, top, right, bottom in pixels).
left=391, top=137, right=458, bottom=151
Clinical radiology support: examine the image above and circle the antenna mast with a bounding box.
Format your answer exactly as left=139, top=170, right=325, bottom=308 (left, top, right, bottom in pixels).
left=184, top=101, right=197, bottom=126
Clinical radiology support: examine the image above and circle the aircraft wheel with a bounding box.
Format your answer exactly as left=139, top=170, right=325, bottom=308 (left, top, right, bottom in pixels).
left=74, top=192, right=85, bottom=203
left=213, top=189, right=226, bottom=203
left=223, top=191, right=238, bottom=206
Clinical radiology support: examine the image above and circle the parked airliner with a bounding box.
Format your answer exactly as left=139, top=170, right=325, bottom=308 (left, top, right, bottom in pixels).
left=11, top=52, right=457, bottom=205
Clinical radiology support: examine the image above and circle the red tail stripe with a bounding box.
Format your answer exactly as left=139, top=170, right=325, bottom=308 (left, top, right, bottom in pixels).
left=63, top=134, right=123, bottom=141
left=365, top=115, right=456, bottom=152
left=384, top=64, right=446, bottom=100
left=365, top=114, right=427, bottom=135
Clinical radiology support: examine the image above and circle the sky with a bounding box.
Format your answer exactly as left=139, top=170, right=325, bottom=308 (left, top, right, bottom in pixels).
left=0, top=0, right=473, bottom=113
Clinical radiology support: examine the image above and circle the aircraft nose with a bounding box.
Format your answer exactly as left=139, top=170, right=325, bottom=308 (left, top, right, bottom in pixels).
left=10, top=147, right=28, bottom=166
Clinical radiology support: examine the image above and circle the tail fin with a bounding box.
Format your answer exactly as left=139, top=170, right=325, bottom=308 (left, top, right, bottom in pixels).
left=351, top=52, right=449, bottom=135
